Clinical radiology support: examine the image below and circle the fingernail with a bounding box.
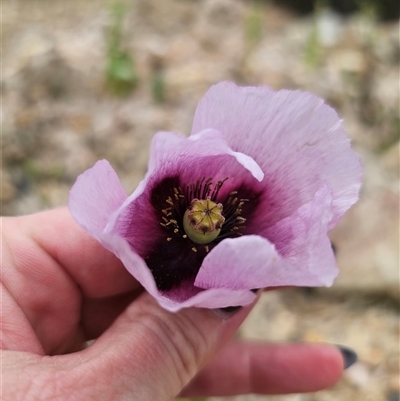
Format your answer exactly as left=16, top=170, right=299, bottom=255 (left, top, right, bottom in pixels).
left=214, top=289, right=261, bottom=319
left=220, top=305, right=242, bottom=313
left=214, top=305, right=242, bottom=319
left=336, top=345, right=358, bottom=369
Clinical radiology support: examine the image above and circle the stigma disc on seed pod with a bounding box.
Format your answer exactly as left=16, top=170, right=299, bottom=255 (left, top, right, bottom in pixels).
left=183, top=198, right=225, bottom=244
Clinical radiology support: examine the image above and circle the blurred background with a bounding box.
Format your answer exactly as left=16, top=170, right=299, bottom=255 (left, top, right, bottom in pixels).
left=2, top=0, right=399, bottom=400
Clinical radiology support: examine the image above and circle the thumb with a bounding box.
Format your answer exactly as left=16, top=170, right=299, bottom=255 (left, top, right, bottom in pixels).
left=77, top=292, right=258, bottom=401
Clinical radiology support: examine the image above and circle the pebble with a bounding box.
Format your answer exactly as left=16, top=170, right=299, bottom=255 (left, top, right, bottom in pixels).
left=316, top=8, right=343, bottom=47
left=344, top=362, right=371, bottom=388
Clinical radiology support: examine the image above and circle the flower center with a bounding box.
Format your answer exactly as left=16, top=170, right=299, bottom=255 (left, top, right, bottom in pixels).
left=183, top=198, right=225, bottom=244
left=146, top=175, right=261, bottom=291
left=157, top=176, right=249, bottom=252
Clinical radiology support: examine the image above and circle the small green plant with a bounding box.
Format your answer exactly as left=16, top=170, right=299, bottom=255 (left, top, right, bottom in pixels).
left=356, top=0, right=379, bottom=46
left=245, top=1, right=264, bottom=48
left=151, top=69, right=166, bottom=104
left=304, top=21, right=320, bottom=68
left=357, top=0, right=380, bottom=19
left=105, top=2, right=138, bottom=96
left=304, top=0, right=328, bottom=68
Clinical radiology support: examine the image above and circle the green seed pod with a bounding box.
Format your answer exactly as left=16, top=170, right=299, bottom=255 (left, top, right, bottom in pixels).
left=183, top=198, right=225, bottom=245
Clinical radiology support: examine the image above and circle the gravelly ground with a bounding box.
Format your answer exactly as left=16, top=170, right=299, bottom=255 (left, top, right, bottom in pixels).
left=2, top=1, right=399, bottom=400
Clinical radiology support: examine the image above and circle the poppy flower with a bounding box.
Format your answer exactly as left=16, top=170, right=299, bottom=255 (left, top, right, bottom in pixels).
left=69, top=82, right=362, bottom=311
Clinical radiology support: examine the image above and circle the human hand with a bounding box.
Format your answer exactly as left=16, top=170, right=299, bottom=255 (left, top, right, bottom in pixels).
left=1, top=208, right=351, bottom=401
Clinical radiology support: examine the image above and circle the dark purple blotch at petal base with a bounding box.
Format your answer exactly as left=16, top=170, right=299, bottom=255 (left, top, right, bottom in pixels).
left=137, top=175, right=263, bottom=292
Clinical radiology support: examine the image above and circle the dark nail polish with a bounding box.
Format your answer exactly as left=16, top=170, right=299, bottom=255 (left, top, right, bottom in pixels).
left=336, top=345, right=358, bottom=369
left=222, top=305, right=242, bottom=312
left=215, top=290, right=260, bottom=318
left=212, top=305, right=243, bottom=320
left=218, top=305, right=242, bottom=314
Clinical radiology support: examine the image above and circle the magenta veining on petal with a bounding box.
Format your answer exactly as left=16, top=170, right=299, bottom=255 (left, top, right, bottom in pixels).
left=69, top=82, right=363, bottom=312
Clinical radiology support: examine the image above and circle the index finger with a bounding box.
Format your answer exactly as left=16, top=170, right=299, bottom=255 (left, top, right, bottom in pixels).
left=17, top=207, right=139, bottom=297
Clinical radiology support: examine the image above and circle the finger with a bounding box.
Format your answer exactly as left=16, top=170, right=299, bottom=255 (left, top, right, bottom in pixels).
left=2, top=217, right=81, bottom=354
left=180, top=340, right=344, bottom=397
left=51, top=289, right=146, bottom=354
left=70, top=293, right=260, bottom=401
left=10, top=207, right=140, bottom=297
left=0, top=283, right=44, bottom=354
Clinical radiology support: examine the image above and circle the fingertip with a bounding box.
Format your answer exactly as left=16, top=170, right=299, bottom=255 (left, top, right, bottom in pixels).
left=261, top=343, right=346, bottom=393
left=313, top=344, right=347, bottom=388
left=179, top=341, right=348, bottom=398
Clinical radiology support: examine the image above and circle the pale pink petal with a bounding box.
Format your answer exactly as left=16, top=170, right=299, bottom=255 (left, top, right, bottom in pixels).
left=158, top=287, right=256, bottom=312
left=195, top=185, right=338, bottom=290
left=194, top=235, right=283, bottom=290
left=264, top=185, right=338, bottom=286
left=102, top=233, right=159, bottom=294
left=148, top=129, right=263, bottom=183
left=192, top=82, right=362, bottom=228
left=68, top=160, right=127, bottom=239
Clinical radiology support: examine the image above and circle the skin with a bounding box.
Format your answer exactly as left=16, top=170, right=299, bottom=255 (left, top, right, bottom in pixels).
left=1, top=208, right=344, bottom=401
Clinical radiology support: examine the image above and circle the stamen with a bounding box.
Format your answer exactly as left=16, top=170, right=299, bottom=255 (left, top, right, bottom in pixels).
left=158, top=176, right=252, bottom=246
left=210, top=177, right=228, bottom=201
